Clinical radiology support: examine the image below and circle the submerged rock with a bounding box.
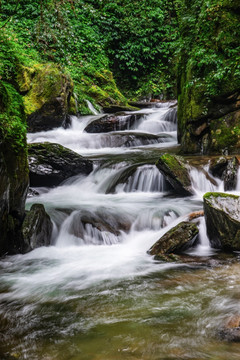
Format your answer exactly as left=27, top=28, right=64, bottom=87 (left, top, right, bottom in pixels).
left=148, top=221, right=199, bottom=260
left=156, top=154, right=193, bottom=196
left=69, top=209, right=132, bottom=245
left=22, top=204, right=53, bottom=252
left=218, top=315, right=240, bottom=342
left=203, top=192, right=240, bottom=251
left=84, top=113, right=141, bottom=133
left=28, top=142, right=93, bottom=187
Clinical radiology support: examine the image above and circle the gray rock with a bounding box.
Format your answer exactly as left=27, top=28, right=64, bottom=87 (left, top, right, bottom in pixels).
left=28, top=142, right=93, bottom=187
left=203, top=192, right=240, bottom=251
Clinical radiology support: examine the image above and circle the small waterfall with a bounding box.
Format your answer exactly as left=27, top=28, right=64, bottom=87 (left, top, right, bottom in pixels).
left=117, top=165, right=167, bottom=193
left=190, top=165, right=222, bottom=197
left=86, top=100, right=100, bottom=115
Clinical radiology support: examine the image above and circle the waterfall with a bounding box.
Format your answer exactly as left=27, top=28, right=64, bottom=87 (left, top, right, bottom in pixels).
left=86, top=99, right=100, bottom=115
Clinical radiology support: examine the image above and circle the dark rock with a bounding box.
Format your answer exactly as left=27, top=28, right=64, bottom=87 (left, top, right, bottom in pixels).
left=28, top=142, right=93, bottom=187
left=148, top=221, right=199, bottom=260
left=68, top=209, right=132, bottom=244
left=22, top=204, right=53, bottom=252
left=156, top=154, right=193, bottom=196
left=85, top=113, right=142, bottom=133
left=203, top=192, right=240, bottom=251
left=218, top=315, right=240, bottom=342
left=28, top=188, right=40, bottom=197
left=222, top=157, right=239, bottom=191
left=0, top=82, right=29, bottom=256
left=209, top=156, right=230, bottom=178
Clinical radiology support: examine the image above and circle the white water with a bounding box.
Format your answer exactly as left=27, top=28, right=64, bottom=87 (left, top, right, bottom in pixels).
left=5, top=101, right=240, bottom=303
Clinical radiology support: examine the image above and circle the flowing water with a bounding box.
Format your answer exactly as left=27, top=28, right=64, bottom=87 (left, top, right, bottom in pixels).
left=1, top=103, right=240, bottom=359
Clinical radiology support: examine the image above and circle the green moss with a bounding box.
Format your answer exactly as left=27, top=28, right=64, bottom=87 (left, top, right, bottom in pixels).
left=203, top=192, right=239, bottom=200
left=0, top=81, right=27, bottom=153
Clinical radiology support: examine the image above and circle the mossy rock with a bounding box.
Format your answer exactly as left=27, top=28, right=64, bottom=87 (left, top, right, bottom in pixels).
left=156, top=153, right=193, bottom=196
left=0, top=81, right=29, bottom=255
left=203, top=192, right=240, bottom=251
left=17, top=63, right=76, bottom=132
left=148, top=221, right=199, bottom=260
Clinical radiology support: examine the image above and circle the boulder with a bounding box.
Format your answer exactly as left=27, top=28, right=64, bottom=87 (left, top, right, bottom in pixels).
left=22, top=204, right=53, bottom=252
left=148, top=221, right=199, bottom=260
left=203, top=192, right=240, bottom=251
left=18, top=63, right=76, bottom=132
left=0, top=81, right=29, bottom=255
left=209, top=157, right=228, bottom=178
left=28, top=142, right=93, bottom=187
left=222, top=157, right=239, bottom=191
left=84, top=113, right=142, bottom=133
left=102, top=104, right=140, bottom=113
left=209, top=156, right=239, bottom=191
left=68, top=209, right=131, bottom=244
left=156, top=154, right=193, bottom=196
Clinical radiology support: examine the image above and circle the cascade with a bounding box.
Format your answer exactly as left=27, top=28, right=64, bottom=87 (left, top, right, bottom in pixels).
left=2, top=101, right=240, bottom=360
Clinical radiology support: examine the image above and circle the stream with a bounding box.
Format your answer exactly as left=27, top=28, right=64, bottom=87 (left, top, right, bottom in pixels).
left=1, top=102, right=240, bottom=359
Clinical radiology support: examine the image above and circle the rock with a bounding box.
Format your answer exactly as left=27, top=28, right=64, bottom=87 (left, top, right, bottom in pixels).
left=222, top=157, right=239, bottom=191
left=84, top=113, right=142, bottom=133
left=148, top=221, right=199, bottom=260
left=28, top=142, right=93, bottom=187
left=203, top=192, right=240, bottom=251
left=209, top=157, right=228, bottom=178
left=68, top=209, right=131, bottom=244
left=18, top=63, right=75, bottom=132
left=22, top=204, right=53, bottom=252
left=28, top=188, right=40, bottom=197
left=177, top=1, right=240, bottom=154
left=218, top=315, right=240, bottom=342
left=0, top=81, right=29, bottom=255
left=156, top=154, right=193, bottom=196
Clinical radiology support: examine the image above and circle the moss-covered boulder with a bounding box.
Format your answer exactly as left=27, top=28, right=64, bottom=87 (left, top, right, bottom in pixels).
left=28, top=142, right=93, bottom=187
left=17, top=63, right=75, bottom=132
left=22, top=204, right=53, bottom=253
left=177, top=1, right=240, bottom=154
left=203, top=192, right=240, bottom=251
left=0, top=81, right=29, bottom=255
left=156, top=154, right=193, bottom=196
left=148, top=221, right=199, bottom=260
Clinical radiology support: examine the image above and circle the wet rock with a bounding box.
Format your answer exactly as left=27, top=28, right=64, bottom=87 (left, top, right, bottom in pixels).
left=84, top=113, right=142, bottom=133
left=203, top=192, right=240, bottom=251
left=0, top=81, right=29, bottom=256
left=28, top=142, right=93, bottom=187
left=209, top=156, right=228, bottom=178
left=222, top=157, right=239, bottom=191
left=27, top=188, right=40, bottom=197
left=148, top=221, right=199, bottom=260
left=156, top=154, right=193, bottom=196
left=218, top=315, right=240, bottom=342
left=19, top=63, right=75, bottom=133
left=69, top=209, right=132, bottom=244
left=22, top=204, right=53, bottom=252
